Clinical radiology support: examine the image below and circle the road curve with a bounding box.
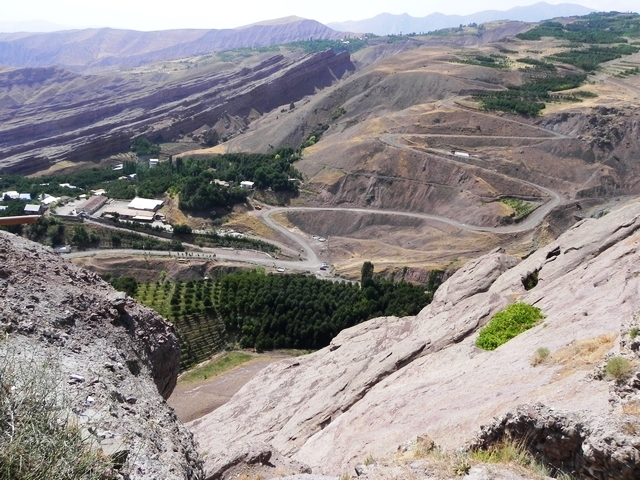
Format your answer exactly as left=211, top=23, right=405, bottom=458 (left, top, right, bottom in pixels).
left=378, top=133, right=563, bottom=232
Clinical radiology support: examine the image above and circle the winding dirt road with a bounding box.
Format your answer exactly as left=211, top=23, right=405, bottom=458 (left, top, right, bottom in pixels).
left=68, top=104, right=567, bottom=271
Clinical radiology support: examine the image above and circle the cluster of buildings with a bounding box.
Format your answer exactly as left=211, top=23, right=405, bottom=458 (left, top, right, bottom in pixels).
left=1, top=190, right=49, bottom=215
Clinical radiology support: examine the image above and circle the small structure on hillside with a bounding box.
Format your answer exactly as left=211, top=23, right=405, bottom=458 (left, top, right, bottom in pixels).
left=454, top=151, right=470, bottom=158
left=149, top=159, right=159, bottom=168
left=240, top=181, right=255, bottom=189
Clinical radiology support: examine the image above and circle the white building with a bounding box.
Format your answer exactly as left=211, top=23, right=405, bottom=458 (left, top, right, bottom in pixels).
left=40, top=194, right=60, bottom=205
left=24, top=204, right=43, bottom=215
left=240, top=181, right=255, bottom=189
left=128, top=197, right=164, bottom=211
left=149, top=159, right=159, bottom=167
left=2, top=191, right=19, bottom=200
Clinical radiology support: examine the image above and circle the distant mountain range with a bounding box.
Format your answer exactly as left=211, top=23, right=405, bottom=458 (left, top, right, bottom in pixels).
left=327, top=2, right=595, bottom=35
left=0, top=17, right=344, bottom=72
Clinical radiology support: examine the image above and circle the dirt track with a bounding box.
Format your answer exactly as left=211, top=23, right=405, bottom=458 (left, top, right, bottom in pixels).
left=169, top=355, right=283, bottom=423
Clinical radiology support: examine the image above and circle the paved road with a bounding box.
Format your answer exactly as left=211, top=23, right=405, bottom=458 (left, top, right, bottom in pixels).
left=65, top=247, right=333, bottom=277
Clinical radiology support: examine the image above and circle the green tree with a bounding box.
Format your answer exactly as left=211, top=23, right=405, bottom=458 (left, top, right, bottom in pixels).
left=110, top=276, right=139, bottom=297
left=361, top=261, right=375, bottom=288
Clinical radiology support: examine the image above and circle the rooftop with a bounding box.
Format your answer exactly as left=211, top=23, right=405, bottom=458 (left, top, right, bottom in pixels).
left=128, top=197, right=164, bottom=211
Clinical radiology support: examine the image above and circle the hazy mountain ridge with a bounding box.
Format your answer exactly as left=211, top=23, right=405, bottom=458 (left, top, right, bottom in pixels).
left=327, top=2, right=595, bottom=35
left=0, top=50, right=354, bottom=174
left=0, top=17, right=346, bottom=72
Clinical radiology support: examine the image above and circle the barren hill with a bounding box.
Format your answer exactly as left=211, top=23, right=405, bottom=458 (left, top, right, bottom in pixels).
left=0, top=17, right=346, bottom=72
left=190, top=198, right=640, bottom=479
left=0, top=49, right=354, bottom=174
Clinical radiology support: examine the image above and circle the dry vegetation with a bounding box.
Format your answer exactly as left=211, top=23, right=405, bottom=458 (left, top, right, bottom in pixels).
left=549, top=334, right=617, bottom=378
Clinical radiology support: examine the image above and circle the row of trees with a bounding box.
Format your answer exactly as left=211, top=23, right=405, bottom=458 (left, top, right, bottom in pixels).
left=218, top=264, right=440, bottom=351
left=474, top=73, right=588, bottom=116
left=548, top=44, right=640, bottom=72
left=130, top=263, right=442, bottom=366
left=516, top=13, right=640, bottom=44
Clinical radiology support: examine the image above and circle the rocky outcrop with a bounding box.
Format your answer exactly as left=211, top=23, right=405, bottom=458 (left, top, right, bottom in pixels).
left=0, top=49, right=354, bottom=174
left=0, top=231, right=203, bottom=479
left=471, top=403, right=640, bottom=479
left=190, top=200, right=640, bottom=478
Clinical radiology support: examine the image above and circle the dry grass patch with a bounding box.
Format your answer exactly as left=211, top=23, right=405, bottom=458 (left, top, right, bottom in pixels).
left=270, top=212, right=296, bottom=229
left=178, top=352, right=254, bottom=384
left=311, top=167, right=347, bottom=185
left=550, top=334, right=617, bottom=378
left=161, top=194, right=190, bottom=226
left=224, top=212, right=280, bottom=240
left=622, top=399, right=640, bottom=417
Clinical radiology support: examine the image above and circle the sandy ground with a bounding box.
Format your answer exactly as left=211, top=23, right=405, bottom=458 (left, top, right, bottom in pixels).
left=168, top=354, right=289, bottom=423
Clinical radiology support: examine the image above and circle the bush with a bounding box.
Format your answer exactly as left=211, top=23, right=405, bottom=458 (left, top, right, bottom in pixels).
left=605, top=356, right=633, bottom=380
left=172, top=224, right=192, bottom=235
left=0, top=352, right=113, bottom=479
left=476, top=303, right=545, bottom=351
left=531, top=347, right=551, bottom=366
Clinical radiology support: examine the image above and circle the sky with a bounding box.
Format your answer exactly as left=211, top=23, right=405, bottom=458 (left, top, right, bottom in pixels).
left=2, top=0, right=639, bottom=31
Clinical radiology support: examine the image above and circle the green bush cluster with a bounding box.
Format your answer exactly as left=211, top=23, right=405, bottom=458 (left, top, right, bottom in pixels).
left=476, top=303, right=545, bottom=351
left=474, top=73, right=587, bottom=115
left=461, top=54, right=509, bottom=69
left=517, top=13, right=640, bottom=43
left=131, top=137, right=160, bottom=157
left=548, top=44, right=640, bottom=72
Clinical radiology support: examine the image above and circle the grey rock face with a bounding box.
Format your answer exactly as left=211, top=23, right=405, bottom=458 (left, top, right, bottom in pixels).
left=191, top=200, right=640, bottom=477
left=0, top=231, right=203, bottom=479
left=470, top=403, right=640, bottom=479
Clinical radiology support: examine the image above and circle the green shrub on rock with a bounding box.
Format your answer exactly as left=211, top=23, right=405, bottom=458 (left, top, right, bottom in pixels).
left=476, top=303, right=545, bottom=351
left=605, top=356, right=632, bottom=380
